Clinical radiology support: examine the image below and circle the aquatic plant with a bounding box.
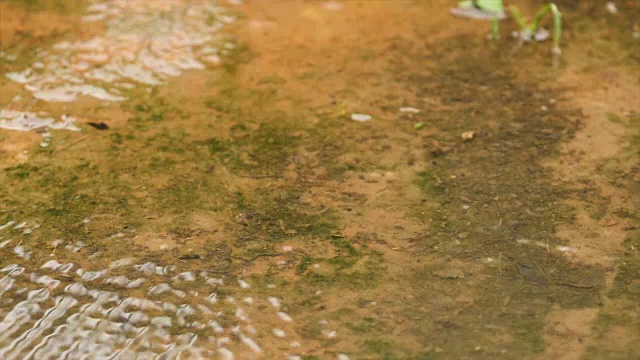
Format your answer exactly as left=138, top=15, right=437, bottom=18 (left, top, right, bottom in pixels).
left=456, top=0, right=505, bottom=40
left=508, top=3, right=562, bottom=55
left=455, top=1, right=562, bottom=54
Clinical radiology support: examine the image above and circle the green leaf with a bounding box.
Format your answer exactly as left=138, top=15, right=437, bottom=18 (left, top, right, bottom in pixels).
left=508, top=5, right=528, bottom=30
left=550, top=3, right=563, bottom=53
left=476, top=0, right=504, bottom=14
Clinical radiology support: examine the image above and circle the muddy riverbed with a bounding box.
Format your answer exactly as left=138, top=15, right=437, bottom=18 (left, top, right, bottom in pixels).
left=0, top=0, right=638, bottom=359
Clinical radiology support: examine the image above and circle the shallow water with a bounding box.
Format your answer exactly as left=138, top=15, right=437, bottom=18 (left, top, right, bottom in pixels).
left=1, top=0, right=639, bottom=359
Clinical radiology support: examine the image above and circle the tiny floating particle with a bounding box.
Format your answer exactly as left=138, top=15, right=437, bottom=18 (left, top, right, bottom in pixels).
left=268, top=297, right=282, bottom=309
left=557, top=245, right=577, bottom=253
left=399, top=107, right=420, bottom=114
left=277, top=311, right=293, bottom=322
left=511, top=28, right=550, bottom=42
left=238, top=279, right=250, bottom=289
left=351, top=113, right=372, bottom=122
left=461, top=131, right=476, bottom=141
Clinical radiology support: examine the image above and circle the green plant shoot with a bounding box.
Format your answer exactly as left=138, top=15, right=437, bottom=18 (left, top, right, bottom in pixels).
left=456, top=1, right=561, bottom=53
left=459, top=0, right=504, bottom=14
left=458, top=1, right=504, bottom=40
left=508, top=3, right=562, bottom=54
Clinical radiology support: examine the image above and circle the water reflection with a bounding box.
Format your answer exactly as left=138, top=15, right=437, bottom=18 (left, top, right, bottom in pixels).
left=6, top=0, right=234, bottom=103
left=1, top=0, right=236, bottom=139
left=0, top=220, right=303, bottom=359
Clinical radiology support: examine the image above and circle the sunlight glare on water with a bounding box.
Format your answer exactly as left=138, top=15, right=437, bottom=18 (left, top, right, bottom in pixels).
left=2, top=0, right=236, bottom=135
left=6, top=0, right=234, bottom=103
left=0, top=218, right=305, bottom=359
left=0, top=110, right=79, bottom=132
